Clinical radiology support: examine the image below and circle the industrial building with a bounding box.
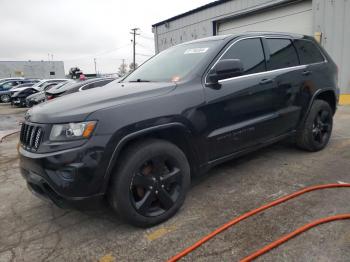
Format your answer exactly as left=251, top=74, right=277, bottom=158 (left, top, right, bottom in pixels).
left=0, top=60, right=65, bottom=79
left=152, top=0, right=350, bottom=104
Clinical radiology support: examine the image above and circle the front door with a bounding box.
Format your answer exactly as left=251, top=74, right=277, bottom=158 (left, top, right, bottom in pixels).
left=201, top=37, right=285, bottom=161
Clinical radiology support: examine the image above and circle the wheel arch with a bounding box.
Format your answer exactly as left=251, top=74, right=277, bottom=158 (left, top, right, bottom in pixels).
left=102, top=123, right=200, bottom=192
left=301, top=88, right=337, bottom=126
left=314, top=89, right=337, bottom=114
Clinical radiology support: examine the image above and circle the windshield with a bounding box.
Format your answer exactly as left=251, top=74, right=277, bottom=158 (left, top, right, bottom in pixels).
left=53, top=81, right=74, bottom=90
left=123, top=41, right=218, bottom=83
left=32, top=81, right=46, bottom=88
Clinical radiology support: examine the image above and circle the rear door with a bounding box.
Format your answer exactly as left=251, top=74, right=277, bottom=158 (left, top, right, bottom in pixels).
left=202, top=37, right=285, bottom=161
left=262, top=37, right=305, bottom=132
left=293, top=39, right=329, bottom=112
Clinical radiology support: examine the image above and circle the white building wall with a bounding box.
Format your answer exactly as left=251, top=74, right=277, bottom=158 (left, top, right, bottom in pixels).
left=0, top=61, right=65, bottom=79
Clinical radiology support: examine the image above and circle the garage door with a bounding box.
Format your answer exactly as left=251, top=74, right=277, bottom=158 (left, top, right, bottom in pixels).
left=217, top=1, right=313, bottom=36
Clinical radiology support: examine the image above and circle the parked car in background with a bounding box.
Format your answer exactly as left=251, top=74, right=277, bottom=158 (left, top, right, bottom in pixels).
left=61, top=78, right=116, bottom=97
left=10, top=78, right=68, bottom=95
left=45, top=78, right=115, bottom=100
left=14, top=82, right=39, bottom=89
left=12, top=81, right=64, bottom=107
left=11, top=88, right=39, bottom=107
left=0, top=79, right=39, bottom=103
left=26, top=81, right=75, bottom=107
left=0, top=77, right=24, bottom=84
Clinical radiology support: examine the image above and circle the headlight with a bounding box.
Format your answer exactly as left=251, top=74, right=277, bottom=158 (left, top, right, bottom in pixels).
left=49, top=121, right=97, bottom=141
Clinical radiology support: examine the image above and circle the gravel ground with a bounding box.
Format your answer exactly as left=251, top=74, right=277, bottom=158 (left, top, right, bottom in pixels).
left=0, top=103, right=349, bottom=262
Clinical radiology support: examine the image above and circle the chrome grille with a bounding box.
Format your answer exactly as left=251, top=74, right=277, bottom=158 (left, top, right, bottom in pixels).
left=20, top=123, right=43, bottom=151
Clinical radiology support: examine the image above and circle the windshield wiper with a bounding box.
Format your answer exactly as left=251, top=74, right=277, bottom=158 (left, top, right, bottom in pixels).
left=128, top=79, right=151, bottom=82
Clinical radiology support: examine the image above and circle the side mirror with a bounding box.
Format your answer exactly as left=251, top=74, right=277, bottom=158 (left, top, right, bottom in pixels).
left=206, top=59, right=244, bottom=89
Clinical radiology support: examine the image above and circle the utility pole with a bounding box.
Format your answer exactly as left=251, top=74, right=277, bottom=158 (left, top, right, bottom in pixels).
left=94, top=58, right=97, bottom=75
left=130, top=28, right=140, bottom=71
left=122, top=59, right=126, bottom=74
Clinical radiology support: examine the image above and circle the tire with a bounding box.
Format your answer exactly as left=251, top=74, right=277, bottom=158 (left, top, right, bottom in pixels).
left=21, top=99, right=26, bottom=107
left=296, top=100, right=333, bottom=152
left=0, top=94, right=11, bottom=103
left=109, top=139, right=190, bottom=227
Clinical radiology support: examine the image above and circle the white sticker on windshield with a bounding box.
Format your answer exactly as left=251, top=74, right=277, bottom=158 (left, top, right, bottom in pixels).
left=184, top=48, right=209, bottom=54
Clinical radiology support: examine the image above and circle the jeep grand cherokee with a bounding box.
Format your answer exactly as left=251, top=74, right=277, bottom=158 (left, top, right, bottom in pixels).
left=19, top=32, right=338, bottom=227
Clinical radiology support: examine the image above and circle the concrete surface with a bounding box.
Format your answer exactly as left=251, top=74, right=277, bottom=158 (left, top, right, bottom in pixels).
left=0, top=103, right=349, bottom=262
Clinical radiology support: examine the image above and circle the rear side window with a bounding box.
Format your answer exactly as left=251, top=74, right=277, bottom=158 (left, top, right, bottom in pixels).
left=294, top=40, right=325, bottom=64
left=222, top=38, right=266, bottom=75
left=266, top=39, right=299, bottom=70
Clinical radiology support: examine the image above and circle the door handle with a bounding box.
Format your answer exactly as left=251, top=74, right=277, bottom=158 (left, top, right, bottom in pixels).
left=302, top=70, right=312, bottom=76
left=259, top=78, right=273, bottom=85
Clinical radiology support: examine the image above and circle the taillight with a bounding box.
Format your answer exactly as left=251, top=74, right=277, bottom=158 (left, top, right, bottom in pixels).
left=47, top=95, right=53, bottom=100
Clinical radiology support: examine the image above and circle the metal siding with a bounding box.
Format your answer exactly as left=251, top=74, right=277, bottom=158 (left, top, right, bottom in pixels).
left=153, top=0, right=278, bottom=52
left=217, top=1, right=313, bottom=35
left=314, top=0, right=350, bottom=94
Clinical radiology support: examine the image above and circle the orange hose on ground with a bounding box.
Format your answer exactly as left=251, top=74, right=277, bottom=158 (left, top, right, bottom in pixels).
left=240, top=214, right=350, bottom=261
left=167, top=183, right=350, bottom=262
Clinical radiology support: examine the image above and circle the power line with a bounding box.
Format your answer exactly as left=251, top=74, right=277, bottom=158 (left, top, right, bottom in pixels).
left=136, top=53, right=154, bottom=57
left=139, top=34, right=154, bottom=41
left=136, top=42, right=155, bottom=52
left=139, top=29, right=154, bottom=37
left=62, top=43, right=131, bottom=61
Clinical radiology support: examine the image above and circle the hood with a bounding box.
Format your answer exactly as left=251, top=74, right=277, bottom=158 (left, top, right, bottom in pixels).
left=26, top=81, right=176, bottom=123
left=11, top=86, right=29, bottom=93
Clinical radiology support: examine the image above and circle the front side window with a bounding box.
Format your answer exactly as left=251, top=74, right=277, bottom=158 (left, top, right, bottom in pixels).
left=123, top=41, right=219, bottom=82
left=2, top=82, right=16, bottom=89
left=266, top=39, right=299, bottom=70
left=294, top=40, right=325, bottom=65
left=221, top=38, right=266, bottom=75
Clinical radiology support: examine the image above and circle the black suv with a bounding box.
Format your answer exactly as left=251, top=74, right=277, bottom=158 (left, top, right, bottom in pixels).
left=19, top=32, right=338, bottom=227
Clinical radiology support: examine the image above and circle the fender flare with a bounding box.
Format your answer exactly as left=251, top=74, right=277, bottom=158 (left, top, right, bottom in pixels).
left=300, top=88, right=337, bottom=126
left=102, top=122, right=193, bottom=191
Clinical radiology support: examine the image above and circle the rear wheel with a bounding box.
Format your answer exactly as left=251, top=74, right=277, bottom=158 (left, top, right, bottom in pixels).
left=296, top=100, right=333, bottom=151
left=109, top=139, right=190, bottom=227
left=0, top=94, right=10, bottom=103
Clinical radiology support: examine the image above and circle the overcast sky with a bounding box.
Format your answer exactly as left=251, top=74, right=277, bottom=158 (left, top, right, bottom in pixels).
left=0, top=0, right=213, bottom=74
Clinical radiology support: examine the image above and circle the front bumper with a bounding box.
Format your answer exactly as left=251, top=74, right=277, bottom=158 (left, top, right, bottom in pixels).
left=11, top=98, right=20, bottom=104
left=21, top=167, right=104, bottom=209
left=19, top=138, right=111, bottom=209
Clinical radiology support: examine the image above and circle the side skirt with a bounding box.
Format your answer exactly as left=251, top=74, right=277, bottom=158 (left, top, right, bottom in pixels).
left=205, top=131, right=296, bottom=169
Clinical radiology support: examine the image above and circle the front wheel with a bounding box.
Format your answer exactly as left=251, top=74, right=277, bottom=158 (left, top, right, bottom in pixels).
left=296, top=100, right=333, bottom=152
left=109, top=139, right=190, bottom=227
left=0, top=94, right=11, bottom=103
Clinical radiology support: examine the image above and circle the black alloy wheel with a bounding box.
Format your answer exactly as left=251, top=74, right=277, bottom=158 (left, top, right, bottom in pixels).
left=312, top=109, right=332, bottom=146
left=109, top=139, right=190, bottom=227
left=296, top=100, right=333, bottom=151
left=130, top=155, right=182, bottom=217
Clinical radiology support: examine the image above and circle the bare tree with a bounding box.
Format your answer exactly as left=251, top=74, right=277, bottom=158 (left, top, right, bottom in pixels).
left=117, top=61, right=128, bottom=77
left=128, top=62, right=138, bottom=73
